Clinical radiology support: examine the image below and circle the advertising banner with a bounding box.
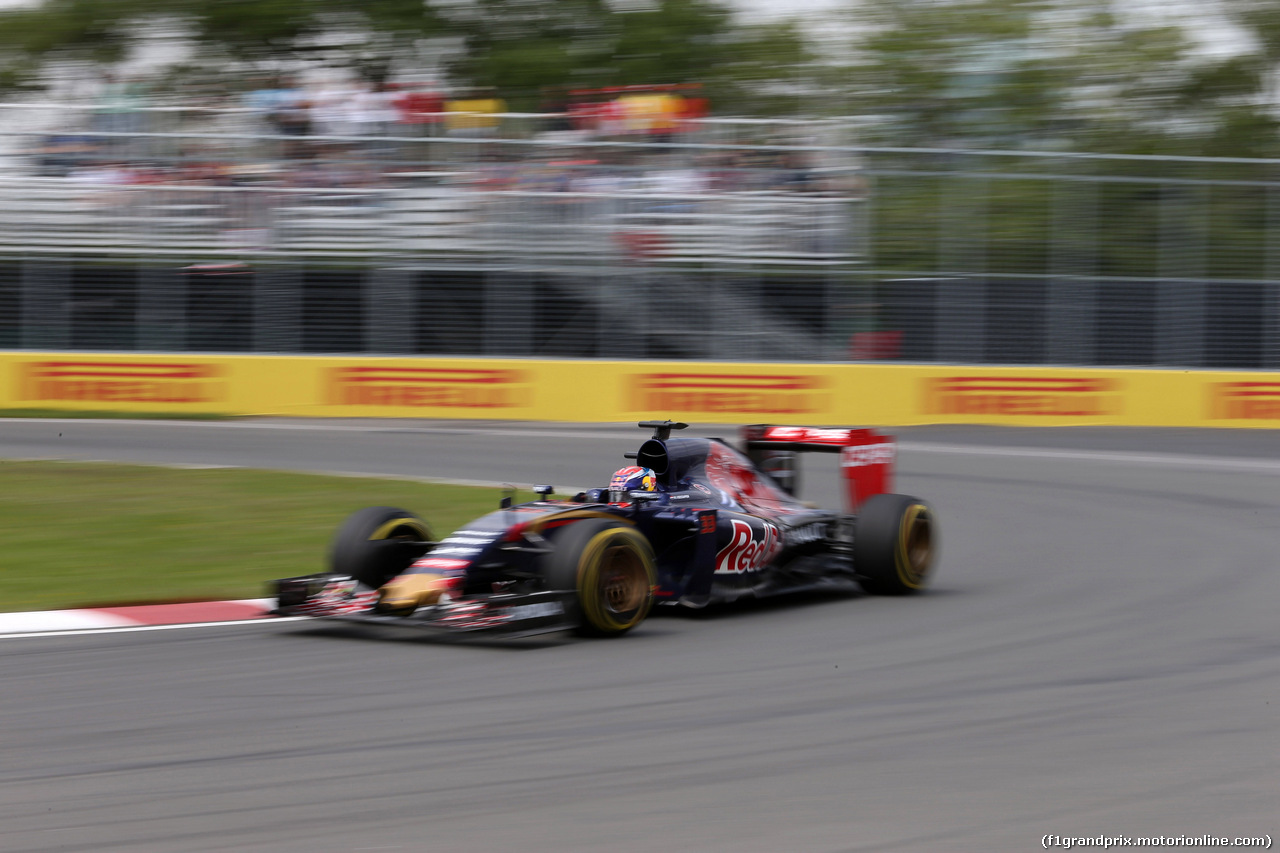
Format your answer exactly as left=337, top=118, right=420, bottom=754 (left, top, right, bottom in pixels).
left=2, top=353, right=1279, bottom=428
left=5, top=357, right=235, bottom=413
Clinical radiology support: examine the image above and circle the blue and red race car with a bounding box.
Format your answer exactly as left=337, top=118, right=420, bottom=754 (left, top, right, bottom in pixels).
left=273, top=421, right=937, bottom=638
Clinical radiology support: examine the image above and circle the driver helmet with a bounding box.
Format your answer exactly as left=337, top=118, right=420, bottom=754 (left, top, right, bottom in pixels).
left=608, top=466, right=657, bottom=503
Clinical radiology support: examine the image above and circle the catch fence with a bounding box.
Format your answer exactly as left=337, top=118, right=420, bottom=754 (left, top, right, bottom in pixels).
left=1, top=103, right=1278, bottom=368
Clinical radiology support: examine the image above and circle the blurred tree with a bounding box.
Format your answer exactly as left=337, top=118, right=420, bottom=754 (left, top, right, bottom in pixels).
left=843, top=0, right=1278, bottom=156
left=701, top=20, right=819, bottom=115
left=442, top=0, right=818, bottom=113
left=0, top=0, right=447, bottom=90
left=0, top=0, right=821, bottom=114
left=849, top=0, right=1280, bottom=280
left=442, top=0, right=617, bottom=102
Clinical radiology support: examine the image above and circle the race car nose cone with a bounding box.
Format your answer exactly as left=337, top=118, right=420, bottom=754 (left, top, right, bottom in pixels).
left=376, top=573, right=452, bottom=615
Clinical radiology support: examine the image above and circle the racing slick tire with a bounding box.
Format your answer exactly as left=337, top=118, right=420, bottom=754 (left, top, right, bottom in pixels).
left=329, top=506, right=433, bottom=589
left=854, top=494, right=936, bottom=595
left=545, top=519, right=657, bottom=637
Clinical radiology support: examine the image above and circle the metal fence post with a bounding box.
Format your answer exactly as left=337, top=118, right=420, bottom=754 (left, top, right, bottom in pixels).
left=366, top=266, right=415, bottom=355
left=1156, top=185, right=1207, bottom=367
left=483, top=269, right=533, bottom=357
left=936, top=157, right=987, bottom=362
left=1265, top=184, right=1280, bottom=369
left=20, top=258, right=70, bottom=351
left=254, top=262, right=302, bottom=353
left=1048, top=171, right=1098, bottom=365
left=935, top=277, right=985, bottom=363
left=136, top=263, right=185, bottom=352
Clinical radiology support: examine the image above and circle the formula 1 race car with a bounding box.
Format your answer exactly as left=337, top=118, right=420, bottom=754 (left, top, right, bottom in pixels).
left=272, top=421, right=937, bottom=638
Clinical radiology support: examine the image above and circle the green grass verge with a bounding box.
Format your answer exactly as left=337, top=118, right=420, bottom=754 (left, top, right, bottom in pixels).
left=0, top=460, right=532, bottom=613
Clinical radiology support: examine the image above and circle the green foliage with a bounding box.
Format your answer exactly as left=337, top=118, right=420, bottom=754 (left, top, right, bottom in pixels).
left=0, top=0, right=447, bottom=88
left=844, top=0, right=1280, bottom=279
left=445, top=0, right=781, bottom=110
left=0, top=0, right=137, bottom=64
left=1, top=0, right=1278, bottom=149
left=610, top=0, right=731, bottom=85
left=0, top=0, right=820, bottom=114
left=705, top=20, right=817, bottom=115
left=843, top=0, right=1280, bottom=158
left=448, top=0, right=613, bottom=99
left=869, top=158, right=1280, bottom=282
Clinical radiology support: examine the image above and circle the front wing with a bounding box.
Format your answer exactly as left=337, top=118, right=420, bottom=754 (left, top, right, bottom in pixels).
left=273, top=573, right=576, bottom=638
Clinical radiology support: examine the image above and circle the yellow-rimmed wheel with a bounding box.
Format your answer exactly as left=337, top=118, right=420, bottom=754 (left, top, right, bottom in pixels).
left=546, top=519, right=657, bottom=637
left=853, top=494, right=937, bottom=595
left=330, top=506, right=433, bottom=589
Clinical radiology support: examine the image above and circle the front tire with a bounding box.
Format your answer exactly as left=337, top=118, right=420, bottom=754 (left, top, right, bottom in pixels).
left=545, top=519, right=657, bottom=636
left=854, top=494, right=936, bottom=595
left=329, top=506, right=433, bottom=589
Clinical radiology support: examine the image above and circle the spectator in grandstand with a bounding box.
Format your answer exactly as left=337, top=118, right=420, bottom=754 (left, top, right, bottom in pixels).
left=243, top=76, right=292, bottom=134
left=444, top=89, right=507, bottom=137
left=774, top=152, right=815, bottom=192
left=538, top=86, right=574, bottom=134
left=68, top=160, right=135, bottom=186
left=392, top=81, right=444, bottom=137
left=274, top=78, right=312, bottom=160
left=32, top=133, right=101, bottom=177
left=94, top=72, right=149, bottom=156
left=309, top=77, right=360, bottom=138
left=644, top=161, right=709, bottom=196
left=353, top=80, right=398, bottom=139
left=569, top=160, right=628, bottom=195
left=350, top=79, right=400, bottom=163
left=706, top=152, right=749, bottom=193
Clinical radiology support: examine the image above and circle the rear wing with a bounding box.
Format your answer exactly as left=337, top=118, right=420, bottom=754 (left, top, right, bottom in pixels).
left=741, top=425, right=896, bottom=513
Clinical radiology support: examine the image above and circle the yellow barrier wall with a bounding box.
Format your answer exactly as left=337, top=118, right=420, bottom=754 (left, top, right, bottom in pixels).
left=3, top=353, right=1279, bottom=428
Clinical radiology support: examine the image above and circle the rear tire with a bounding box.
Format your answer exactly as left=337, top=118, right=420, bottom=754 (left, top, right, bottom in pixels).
left=545, top=519, right=657, bottom=636
left=854, top=494, right=936, bottom=595
left=329, top=506, right=433, bottom=589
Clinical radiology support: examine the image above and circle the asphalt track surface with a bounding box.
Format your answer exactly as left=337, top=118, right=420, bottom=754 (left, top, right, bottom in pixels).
left=2, top=419, right=1278, bottom=852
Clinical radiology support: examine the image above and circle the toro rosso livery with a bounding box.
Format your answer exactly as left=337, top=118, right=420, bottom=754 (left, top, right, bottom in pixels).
left=273, top=421, right=937, bottom=638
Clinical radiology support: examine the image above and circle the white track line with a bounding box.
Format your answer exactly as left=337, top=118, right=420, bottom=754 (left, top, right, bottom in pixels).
left=9, top=417, right=1278, bottom=474
left=0, top=616, right=310, bottom=640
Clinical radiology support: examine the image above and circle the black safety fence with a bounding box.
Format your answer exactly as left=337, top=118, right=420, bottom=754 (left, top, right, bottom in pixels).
left=875, top=276, right=1280, bottom=369
left=4, top=257, right=1277, bottom=368
left=2, top=260, right=855, bottom=361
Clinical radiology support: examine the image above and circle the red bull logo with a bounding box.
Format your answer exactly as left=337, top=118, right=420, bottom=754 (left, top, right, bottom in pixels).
left=716, top=519, right=780, bottom=574
left=925, top=376, right=1120, bottom=417
left=329, top=367, right=529, bottom=408
left=1207, top=382, right=1280, bottom=420
left=632, top=373, right=828, bottom=414
left=18, top=361, right=225, bottom=404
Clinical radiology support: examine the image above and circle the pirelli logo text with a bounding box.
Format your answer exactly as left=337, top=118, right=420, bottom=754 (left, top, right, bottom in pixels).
left=925, top=376, right=1121, bottom=417
left=329, top=367, right=530, bottom=409
left=1208, top=382, right=1280, bottom=420
left=19, top=361, right=226, bottom=404
left=631, top=373, right=828, bottom=415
